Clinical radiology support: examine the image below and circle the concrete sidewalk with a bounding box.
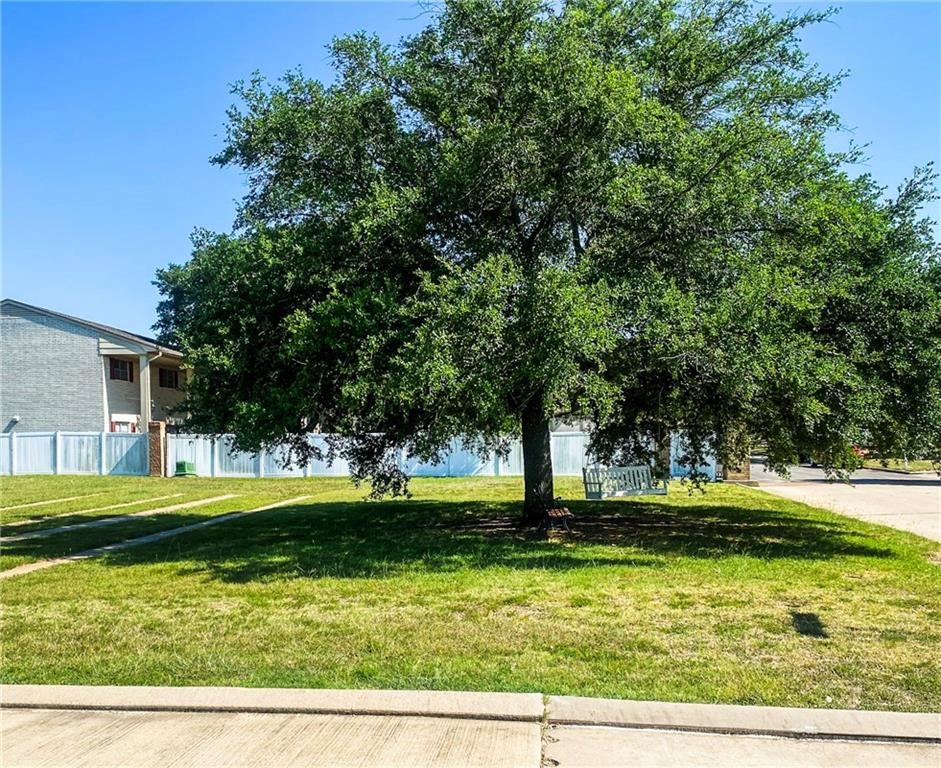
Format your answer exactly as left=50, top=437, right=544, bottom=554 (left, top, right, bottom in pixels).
left=754, top=463, right=940, bottom=542
left=2, top=685, right=938, bottom=767
left=544, top=725, right=938, bottom=767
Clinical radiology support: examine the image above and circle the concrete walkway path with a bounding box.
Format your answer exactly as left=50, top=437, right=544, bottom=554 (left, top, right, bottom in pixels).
left=2, top=685, right=937, bottom=767
left=0, top=496, right=310, bottom=580
left=754, top=463, right=940, bottom=542
left=0, top=494, right=239, bottom=543
left=2, top=494, right=184, bottom=528
left=0, top=492, right=107, bottom=513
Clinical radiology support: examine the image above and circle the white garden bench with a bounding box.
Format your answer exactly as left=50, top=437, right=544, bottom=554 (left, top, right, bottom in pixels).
left=582, top=465, right=668, bottom=499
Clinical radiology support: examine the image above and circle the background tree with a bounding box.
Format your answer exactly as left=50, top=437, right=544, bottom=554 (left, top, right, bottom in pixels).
left=156, top=0, right=941, bottom=521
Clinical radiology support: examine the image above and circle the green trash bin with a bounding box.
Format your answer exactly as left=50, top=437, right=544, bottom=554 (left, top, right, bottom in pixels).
left=174, top=460, right=197, bottom=477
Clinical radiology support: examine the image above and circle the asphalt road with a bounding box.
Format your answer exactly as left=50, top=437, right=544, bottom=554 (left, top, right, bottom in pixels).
left=753, top=463, right=940, bottom=542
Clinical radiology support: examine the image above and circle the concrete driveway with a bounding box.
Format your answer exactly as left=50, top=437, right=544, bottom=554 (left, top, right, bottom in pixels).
left=754, top=463, right=940, bottom=542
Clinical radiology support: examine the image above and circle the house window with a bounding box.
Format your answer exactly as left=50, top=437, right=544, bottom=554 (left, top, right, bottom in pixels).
left=159, top=367, right=179, bottom=389
left=109, top=358, right=133, bottom=382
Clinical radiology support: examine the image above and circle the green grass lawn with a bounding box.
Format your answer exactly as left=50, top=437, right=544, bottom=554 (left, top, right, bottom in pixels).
left=862, top=459, right=938, bottom=473
left=1, top=475, right=939, bottom=712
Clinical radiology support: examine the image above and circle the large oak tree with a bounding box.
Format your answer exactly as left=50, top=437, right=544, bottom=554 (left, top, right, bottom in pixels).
left=156, top=0, right=941, bottom=520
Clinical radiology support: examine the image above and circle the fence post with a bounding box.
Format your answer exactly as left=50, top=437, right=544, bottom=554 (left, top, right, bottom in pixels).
left=53, top=431, right=61, bottom=475
left=256, top=451, right=264, bottom=478
left=99, top=432, right=107, bottom=475
left=9, top=432, right=16, bottom=476
left=210, top=438, right=217, bottom=478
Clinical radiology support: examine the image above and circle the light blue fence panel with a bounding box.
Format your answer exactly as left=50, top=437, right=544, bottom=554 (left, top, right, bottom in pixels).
left=551, top=432, right=591, bottom=475
left=217, top=436, right=257, bottom=477
left=60, top=432, right=102, bottom=474
left=16, top=433, right=55, bottom=474
left=397, top=438, right=524, bottom=477
left=0, top=435, right=10, bottom=474
left=447, top=439, right=495, bottom=476
left=397, top=454, right=434, bottom=476
left=106, top=433, right=148, bottom=475
left=262, top=445, right=305, bottom=477
left=398, top=448, right=451, bottom=476
left=168, top=434, right=214, bottom=476
left=670, top=433, right=717, bottom=480
left=307, top=434, right=350, bottom=476
left=497, top=440, right=524, bottom=476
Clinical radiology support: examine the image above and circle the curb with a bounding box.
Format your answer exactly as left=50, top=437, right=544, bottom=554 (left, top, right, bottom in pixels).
left=860, top=467, right=937, bottom=476
left=3, top=686, right=939, bottom=743
left=0, top=685, right=544, bottom=723
left=547, top=696, right=941, bottom=744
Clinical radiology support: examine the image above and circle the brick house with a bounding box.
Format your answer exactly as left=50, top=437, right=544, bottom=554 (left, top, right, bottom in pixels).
left=0, top=299, right=186, bottom=433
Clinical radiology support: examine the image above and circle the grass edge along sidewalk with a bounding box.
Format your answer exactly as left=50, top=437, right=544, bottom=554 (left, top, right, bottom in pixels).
left=0, top=496, right=311, bottom=580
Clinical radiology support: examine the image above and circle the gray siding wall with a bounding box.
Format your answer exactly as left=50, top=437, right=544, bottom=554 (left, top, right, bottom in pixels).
left=0, top=304, right=105, bottom=432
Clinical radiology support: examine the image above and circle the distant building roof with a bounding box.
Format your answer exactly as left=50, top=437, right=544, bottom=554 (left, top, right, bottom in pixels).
left=0, top=298, right=183, bottom=358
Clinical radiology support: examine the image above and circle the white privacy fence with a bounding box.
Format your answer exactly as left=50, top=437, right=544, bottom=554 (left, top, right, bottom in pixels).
left=167, top=431, right=717, bottom=480
left=166, top=432, right=597, bottom=478
left=1, top=430, right=717, bottom=480
left=0, top=431, right=149, bottom=476
left=669, top=435, right=719, bottom=480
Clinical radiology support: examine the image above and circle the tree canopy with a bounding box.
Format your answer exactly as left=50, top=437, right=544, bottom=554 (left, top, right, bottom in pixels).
left=156, top=0, right=941, bottom=514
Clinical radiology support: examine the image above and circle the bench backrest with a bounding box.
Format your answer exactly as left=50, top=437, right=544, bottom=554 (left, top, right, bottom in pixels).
left=582, top=465, right=656, bottom=497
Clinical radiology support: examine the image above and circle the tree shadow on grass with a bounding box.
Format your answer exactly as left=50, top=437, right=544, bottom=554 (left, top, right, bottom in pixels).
left=98, top=496, right=896, bottom=583
left=791, top=611, right=829, bottom=638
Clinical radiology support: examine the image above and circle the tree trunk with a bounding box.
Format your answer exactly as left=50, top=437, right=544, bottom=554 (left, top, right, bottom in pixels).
left=654, top=428, right=671, bottom=481
left=521, top=391, right=554, bottom=525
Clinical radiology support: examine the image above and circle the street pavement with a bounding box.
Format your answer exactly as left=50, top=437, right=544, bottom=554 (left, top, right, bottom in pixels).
left=754, top=463, right=940, bottom=542
left=2, top=686, right=938, bottom=768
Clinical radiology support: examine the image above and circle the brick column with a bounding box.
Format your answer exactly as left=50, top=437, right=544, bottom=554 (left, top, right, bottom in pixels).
left=722, top=460, right=751, bottom=482
left=148, top=421, right=166, bottom=477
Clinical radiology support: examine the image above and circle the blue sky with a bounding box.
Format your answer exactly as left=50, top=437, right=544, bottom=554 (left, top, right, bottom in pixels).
left=3, top=1, right=939, bottom=335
